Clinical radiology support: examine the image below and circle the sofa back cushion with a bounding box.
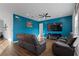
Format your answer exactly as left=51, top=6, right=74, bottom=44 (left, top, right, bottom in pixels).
left=67, top=37, right=77, bottom=46
left=24, top=34, right=37, bottom=44
left=17, top=34, right=37, bottom=45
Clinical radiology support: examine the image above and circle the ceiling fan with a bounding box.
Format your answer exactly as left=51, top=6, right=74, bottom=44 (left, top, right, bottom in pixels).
left=39, top=12, right=51, bottom=19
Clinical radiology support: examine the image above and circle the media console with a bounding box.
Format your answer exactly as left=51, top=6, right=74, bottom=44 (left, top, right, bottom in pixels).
left=47, top=33, right=62, bottom=40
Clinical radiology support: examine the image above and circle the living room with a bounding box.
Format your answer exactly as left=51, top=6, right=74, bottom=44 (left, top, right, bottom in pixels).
left=0, top=3, right=79, bottom=56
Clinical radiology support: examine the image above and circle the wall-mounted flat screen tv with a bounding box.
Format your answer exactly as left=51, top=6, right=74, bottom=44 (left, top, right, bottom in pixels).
left=48, top=23, right=62, bottom=31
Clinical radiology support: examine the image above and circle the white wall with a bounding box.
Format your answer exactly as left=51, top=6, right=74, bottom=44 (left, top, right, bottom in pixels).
left=0, top=5, right=13, bottom=41
left=0, top=20, right=5, bottom=32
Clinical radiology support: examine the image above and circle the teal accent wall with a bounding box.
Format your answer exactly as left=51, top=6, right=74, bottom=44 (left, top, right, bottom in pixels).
left=13, top=14, right=39, bottom=41
left=39, top=16, right=72, bottom=38
left=13, top=14, right=72, bottom=41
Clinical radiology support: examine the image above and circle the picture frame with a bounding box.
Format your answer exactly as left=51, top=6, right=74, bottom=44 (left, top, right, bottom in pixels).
left=26, top=22, right=32, bottom=28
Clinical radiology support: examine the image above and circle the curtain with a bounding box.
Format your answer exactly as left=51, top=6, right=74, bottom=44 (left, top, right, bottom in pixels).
left=72, top=3, right=79, bottom=37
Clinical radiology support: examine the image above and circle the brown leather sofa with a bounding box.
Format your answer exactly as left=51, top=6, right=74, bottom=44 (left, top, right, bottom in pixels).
left=17, top=34, right=46, bottom=55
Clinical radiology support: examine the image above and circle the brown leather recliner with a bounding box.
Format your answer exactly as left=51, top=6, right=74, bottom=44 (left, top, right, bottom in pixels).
left=52, top=37, right=77, bottom=56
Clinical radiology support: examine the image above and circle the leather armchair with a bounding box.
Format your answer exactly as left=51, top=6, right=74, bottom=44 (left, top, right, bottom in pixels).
left=52, top=37, right=77, bottom=56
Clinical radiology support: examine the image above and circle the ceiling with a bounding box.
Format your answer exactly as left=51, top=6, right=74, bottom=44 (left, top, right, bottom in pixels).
left=0, top=3, right=75, bottom=21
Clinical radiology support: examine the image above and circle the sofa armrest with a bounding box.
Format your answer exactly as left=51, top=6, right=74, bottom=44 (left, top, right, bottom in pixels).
left=53, top=41, right=74, bottom=51
left=58, top=39, right=67, bottom=43
left=54, top=41, right=70, bottom=47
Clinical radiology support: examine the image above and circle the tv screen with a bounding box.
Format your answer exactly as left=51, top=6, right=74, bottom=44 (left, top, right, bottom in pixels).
left=48, top=23, right=62, bottom=31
